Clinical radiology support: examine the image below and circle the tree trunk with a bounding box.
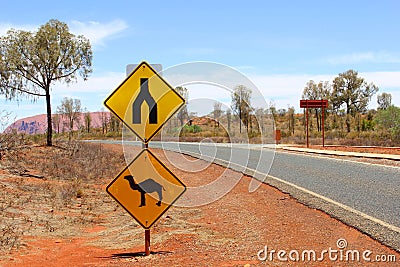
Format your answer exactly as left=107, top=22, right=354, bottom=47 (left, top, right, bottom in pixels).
left=346, top=114, right=351, bottom=133
left=346, top=120, right=351, bottom=133
left=290, top=113, right=295, bottom=135
left=249, top=114, right=252, bottom=133
left=239, top=108, right=242, bottom=134
left=346, top=102, right=351, bottom=133
left=227, top=112, right=231, bottom=134
left=45, top=89, right=52, bottom=146
left=315, top=109, right=320, bottom=132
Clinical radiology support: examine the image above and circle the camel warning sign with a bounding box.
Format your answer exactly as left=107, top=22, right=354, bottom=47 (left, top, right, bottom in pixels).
left=106, top=149, right=186, bottom=229
left=104, top=61, right=185, bottom=143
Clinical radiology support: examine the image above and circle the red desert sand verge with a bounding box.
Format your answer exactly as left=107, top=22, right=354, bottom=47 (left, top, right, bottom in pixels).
left=0, top=144, right=398, bottom=266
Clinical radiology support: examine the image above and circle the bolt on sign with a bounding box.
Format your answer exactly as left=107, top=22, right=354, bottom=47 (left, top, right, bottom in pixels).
left=106, top=149, right=186, bottom=229
left=104, top=61, right=185, bottom=143
left=103, top=61, right=187, bottom=233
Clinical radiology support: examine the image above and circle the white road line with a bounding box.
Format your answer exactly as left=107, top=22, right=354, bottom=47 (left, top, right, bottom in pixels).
left=175, top=148, right=400, bottom=234
left=96, top=141, right=400, bottom=235
left=264, top=172, right=400, bottom=234
left=274, top=149, right=400, bottom=170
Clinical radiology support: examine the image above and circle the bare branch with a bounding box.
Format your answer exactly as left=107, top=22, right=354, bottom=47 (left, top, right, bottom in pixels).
left=16, top=87, right=46, bottom=97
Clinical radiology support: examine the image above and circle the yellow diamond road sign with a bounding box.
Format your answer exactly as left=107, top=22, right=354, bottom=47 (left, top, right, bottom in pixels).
left=104, top=61, right=185, bottom=143
left=106, top=149, right=186, bottom=229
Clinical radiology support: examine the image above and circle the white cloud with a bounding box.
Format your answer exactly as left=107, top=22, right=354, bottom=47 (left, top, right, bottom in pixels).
left=361, top=71, right=400, bottom=109
left=249, top=73, right=335, bottom=110
left=70, top=19, right=128, bottom=47
left=360, top=71, right=400, bottom=88
left=3, top=65, right=400, bottom=120
left=0, top=19, right=129, bottom=47
left=250, top=74, right=334, bottom=96
left=0, top=23, right=37, bottom=36
left=249, top=71, right=400, bottom=112
left=1, top=71, right=126, bottom=121
left=326, top=51, right=400, bottom=65
left=161, top=62, right=400, bottom=112
left=52, top=71, right=125, bottom=94
left=185, top=83, right=232, bottom=115
left=48, top=70, right=400, bottom=114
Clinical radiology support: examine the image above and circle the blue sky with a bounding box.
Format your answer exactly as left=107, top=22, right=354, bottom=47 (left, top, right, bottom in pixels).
left=1, top=0, right=400, bottom=123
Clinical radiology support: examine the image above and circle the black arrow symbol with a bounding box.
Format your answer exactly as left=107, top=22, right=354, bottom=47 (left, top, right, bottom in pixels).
left=132, top=78, right=158, bottom=124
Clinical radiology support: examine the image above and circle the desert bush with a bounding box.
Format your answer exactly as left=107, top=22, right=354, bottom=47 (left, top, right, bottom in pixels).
left=105, top=131, right=121, bottom=138
left=0, top=111, right=27, bottom=160
left=23, top=141, right=125, bottom=183
left=58, top=178, right=82, bottom=206
left=0, top=140, right=128, bottom=253
left=28, top=134, right=47, bottom=145
left=0, top=222, right=23, bottom=251
left=0, top=131, right=19, bottom=160
left=180, top=124, right=202, bottom=134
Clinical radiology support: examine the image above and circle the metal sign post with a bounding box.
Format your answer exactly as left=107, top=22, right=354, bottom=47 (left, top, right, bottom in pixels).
left=104, top=61, right=187, bottom=257
left=145, top=229, right=151, bottom=256
left=142, top=142, right=150, bottom=256
left=306, top=106, right=309, bottom=148
left=322, top=106, right=325, bottom=147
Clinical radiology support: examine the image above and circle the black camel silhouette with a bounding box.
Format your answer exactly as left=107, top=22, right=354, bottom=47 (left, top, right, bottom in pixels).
left=124, top=175, right=165, bottom=207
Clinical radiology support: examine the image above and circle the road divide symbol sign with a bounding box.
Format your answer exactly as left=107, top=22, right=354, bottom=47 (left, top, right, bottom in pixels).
left=106, top=149, right=186, bottom=229
left=104, top=61, right=185, bottom=143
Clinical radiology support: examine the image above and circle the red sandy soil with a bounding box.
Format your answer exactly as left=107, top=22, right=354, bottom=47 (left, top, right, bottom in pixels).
left=0, top=144, right=398, bottom=267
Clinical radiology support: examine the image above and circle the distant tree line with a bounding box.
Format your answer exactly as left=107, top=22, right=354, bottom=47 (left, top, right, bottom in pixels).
left=51, top=97, right=122, bottom=138
left=175, top=69, right=399, bottom=145
left=296, top=70, right=399, bottom=144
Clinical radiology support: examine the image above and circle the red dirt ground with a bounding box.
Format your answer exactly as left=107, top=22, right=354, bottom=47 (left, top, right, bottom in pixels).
left=0, top=144, right=399, bottom=266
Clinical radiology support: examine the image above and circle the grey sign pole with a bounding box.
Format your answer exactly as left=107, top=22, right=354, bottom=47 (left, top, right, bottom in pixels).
left=127, top=63, right=162, bottom=256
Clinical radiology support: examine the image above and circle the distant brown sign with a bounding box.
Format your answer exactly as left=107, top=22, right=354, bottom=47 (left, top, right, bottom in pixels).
left=300, top=99, right=328, bottom=108
left=300, top=99, right=328, bottom=148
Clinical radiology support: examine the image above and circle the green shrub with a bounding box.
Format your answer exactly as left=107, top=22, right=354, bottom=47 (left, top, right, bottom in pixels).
left=181, top=125, right=202, bottom=133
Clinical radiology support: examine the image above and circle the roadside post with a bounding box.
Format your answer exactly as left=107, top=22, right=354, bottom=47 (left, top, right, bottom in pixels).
left=104, top=61, right=186, bottom=256
left=300, top=100, right=328, bottom=148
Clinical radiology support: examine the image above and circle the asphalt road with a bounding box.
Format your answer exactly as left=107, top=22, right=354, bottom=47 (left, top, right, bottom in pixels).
left=145, top=141, right=400, bottom=229
left=93, top=139, right=400, bottom=248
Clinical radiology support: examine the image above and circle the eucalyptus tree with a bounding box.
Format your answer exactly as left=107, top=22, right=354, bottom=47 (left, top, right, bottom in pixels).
left=231, top=85, right=252, bottom=133
left=175, top=86, right=189, bottom=126
left=332, top=70, right=378, bottom=132
left=302, top=80, right=331, bottom=132
left=57, top=97, right=82, bottom=133
left=0, top=19, right=92, bottom=145
left=377, top=92, right=392, bottom=110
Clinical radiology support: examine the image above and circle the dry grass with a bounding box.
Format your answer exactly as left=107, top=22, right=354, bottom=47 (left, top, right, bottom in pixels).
left=0, top=141, right=126, bottom=252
